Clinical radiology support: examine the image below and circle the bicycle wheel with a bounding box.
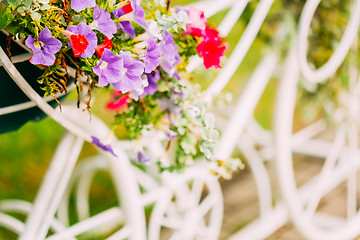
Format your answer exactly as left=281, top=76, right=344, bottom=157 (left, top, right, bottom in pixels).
left=275, top=47, right=360, bottom=240
left=148, top=166, right=223, bottom=240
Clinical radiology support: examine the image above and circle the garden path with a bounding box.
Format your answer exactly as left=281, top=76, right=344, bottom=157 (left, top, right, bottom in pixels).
left=219, top=155, right=359, bottom=240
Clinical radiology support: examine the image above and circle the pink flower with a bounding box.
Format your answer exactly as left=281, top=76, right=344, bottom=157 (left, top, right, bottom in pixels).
left=107, top=91, right=130, bottom=111
left=185, top=7, right=207, bottom=37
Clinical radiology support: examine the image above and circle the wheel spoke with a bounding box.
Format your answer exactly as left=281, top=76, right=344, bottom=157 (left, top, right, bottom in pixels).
left=195, top=194, right=218, bottom=218
left=106, top=225, right=131, bottom=240
left=190, top=180, right=204, bottom=206
left=292, top=120, right=327, bottom=147
left=164, top=202, right=182, bottom=221
left=169, top=231, right=184, bottom=240
left=161, top=217, right=182, bottom=230
left=305, top=127, right=346, bottom=216
left=175, top=184, right=192, bottom=211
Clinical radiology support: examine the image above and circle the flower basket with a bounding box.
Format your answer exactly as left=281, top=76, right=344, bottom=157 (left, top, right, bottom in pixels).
left=0, top=0, right=238, bottom=175
left=0, top=31, right=71, bottom=134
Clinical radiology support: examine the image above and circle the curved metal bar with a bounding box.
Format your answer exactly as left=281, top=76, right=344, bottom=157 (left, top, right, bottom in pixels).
left=0, top=212, right=25, bottom=234
left=46, top=208, right=124, bottom=240
left=205, top=0, right=275, bottom=100
left=304, top=127, right=346, bottom=216
left=0, top=84, right=76, bottom=115
left=298, top=0, right=360, bottom=83
left=36, top=137, right=84, bottom=240
left=214, top=53, right=278, bottom=160
left=188, top=0, right=236, bottom=18
left=106, top=225, right=132, bottom=240
left=75, top=170, right=96, bottom=221
left=275, top=43, right=360, bottom=239
left=57, top=156, right=109, bottom=226
left=217, top=0, right=249, bottom=37
left=18, top=133, right=81, bottom=240
left=0, top=200, right=74, bottom=238
left=57, top=106, right=147, bottom=240
left=238, top=134, right=273, bottom=217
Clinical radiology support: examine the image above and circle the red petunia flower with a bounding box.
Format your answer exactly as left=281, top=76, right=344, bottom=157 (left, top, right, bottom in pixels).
left=123, top=1, right=133, bottom=13
left=107, top=91, right=130, bottom=112
left=60, top=30, right=89, bottom=57
left=95, top=37, right=113, bottom=57
left=196, top=27, right=226, bottom=69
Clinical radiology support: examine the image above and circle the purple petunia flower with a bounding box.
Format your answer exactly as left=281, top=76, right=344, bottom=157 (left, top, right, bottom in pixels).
left=157, top=98, right=181, bottom=121
left=139, top=71, right=160, bottom=98
left=114, top=0, right=147, bottom=30
left=136, top=151, right=150, bottom=163
left=25, top=27, right=62, bottom=66
left=91, top=136, right=117, bottom=157
left=144, top=38, right=161, bottom=73
left=93, top=49, right=145, bottom=93
left=128, top=0, right=147, bottom=29
left=91, top=6, right=117, bottom=39
left=173, top=5, right=189, bottom=14
left=112, top=8, right=135, bottom=38
left=159, top=29, right=181, bottom=77
left=166, top=130, right=178, bottom=140
left=68, top=23, right=97, bottom=58
left=71, top=0, right=96, bottom=12
left=93, top=48, right=123, bottom=87
left=112, top=51, right=145, bottom=93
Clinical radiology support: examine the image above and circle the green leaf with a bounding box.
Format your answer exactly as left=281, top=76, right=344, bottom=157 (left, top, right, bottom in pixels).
left=72, top=15, right=86, bottom=25
left=40, top=4, right=50, bottom=10
left=0, top=5, right=14, bottom=30
left=32, top=12, right=41, bottom=21
left=7, top=0, right=21, bottom=5
left=23, top=0, right=31, bottom=9
left=17, top=6, right=24, bottom=13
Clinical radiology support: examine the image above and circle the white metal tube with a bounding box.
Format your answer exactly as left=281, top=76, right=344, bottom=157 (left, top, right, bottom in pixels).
left=305, top=127, right=346, bottom=216
left=0, top=52, right=32, bottom=66
left=228, top=204, right=288, bottom=240
left=291, top=120, right=327, bottom=147
left=0, top=212, right=25, bottom=234
left=75, top=170, right=96, bottom=220
left=298, top=0, right=360, bottom=83
left=206, top=0, right=275, bottom=99
left=47, top=208, right=123, bottom=240
left=106, top=225, right=132, bottom=240
left=214, top=53, right=278, bottom=160
left=189, top=0, right=236, bottom=18
left=36, top=136, right=84, bottom=240
left=0, top=200, right=73, bottom=237
left=0, top=200, right=32, bottom=214
left=19, top=133, right=78, bottom=240
left=107, top=150, right=147, bottom=240
left=57, top=156, right=108, bottom=226
left=0, top=84, right=76, bottom=116
left=275, top=45, right=360, bottom=240
left=238, top=134, right=272, bottom=216
left=148, top=192, right=171, bottom=240
left=141, top=188, right=166, bottom=206
left=346, top=122, right=358, bottom=218
left=218, top=0, right=249, bottom=37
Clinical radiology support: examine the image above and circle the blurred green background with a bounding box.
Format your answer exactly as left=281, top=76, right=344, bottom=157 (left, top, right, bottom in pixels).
left=0, top=0, right=352, bottom=238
